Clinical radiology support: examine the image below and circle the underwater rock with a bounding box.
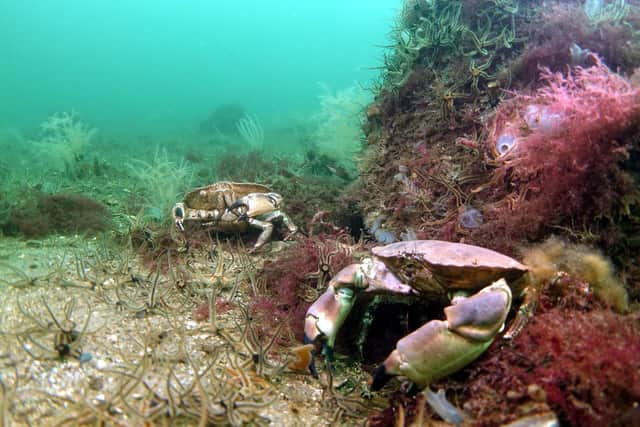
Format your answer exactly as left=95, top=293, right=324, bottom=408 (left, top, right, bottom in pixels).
left=198, top=103, right=246, bottom=135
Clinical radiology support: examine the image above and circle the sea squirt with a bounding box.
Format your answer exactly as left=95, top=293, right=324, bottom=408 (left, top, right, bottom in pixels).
left=459, top=207, right=483, bottom=229
left=524, top=104, right=563, bottom=133
left=495, top=134, right=517, bottom=156
left=369, top=215, right=397, bottom=244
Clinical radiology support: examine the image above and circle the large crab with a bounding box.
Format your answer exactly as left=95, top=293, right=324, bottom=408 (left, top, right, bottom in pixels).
left=172, top=181, right=298, bottom=251
left=304, top=240, right=533, bottom=422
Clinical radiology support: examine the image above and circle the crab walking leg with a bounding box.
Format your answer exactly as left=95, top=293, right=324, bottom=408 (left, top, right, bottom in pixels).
left=503, top=283, right=539, bottom=340
left=273, top=210, right=299, bottom=238
left=371, top=279, right=512, bottom=390
left=247, top=218, right=275, bottom=251
left=247, top=210, right=298, bottom=250
left=259, top=210, right=298, bottom=239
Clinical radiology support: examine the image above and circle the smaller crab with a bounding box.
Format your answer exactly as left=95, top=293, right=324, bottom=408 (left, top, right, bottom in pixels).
left=172, top=181, right=298, bottom=252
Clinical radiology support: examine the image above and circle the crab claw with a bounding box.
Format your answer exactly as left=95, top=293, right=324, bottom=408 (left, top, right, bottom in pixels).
left=303, top=285, right=357, bottom=377
left=371, top=279, right=512, bottom=391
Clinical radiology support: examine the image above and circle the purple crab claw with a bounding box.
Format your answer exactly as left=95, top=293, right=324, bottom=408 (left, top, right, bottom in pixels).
left=371, top=279, right=512, bottom=391
left=303, top=285, right=356, bottom=377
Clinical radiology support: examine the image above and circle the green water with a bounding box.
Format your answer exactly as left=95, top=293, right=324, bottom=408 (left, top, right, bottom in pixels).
left=0, top=0, right=400, bottom=237
left=0, top=1, right=398, bottom=135
left=0, top=2, right=639, bottom=426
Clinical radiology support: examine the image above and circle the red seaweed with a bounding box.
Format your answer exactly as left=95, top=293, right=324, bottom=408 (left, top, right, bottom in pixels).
left=481, top=56, right=640, bottom=245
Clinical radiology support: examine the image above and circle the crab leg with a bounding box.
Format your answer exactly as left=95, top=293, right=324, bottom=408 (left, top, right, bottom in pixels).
left=246, top=218, right=274, bottom=251
left=503, top=282, right=539, bottom=340
left=248, top=210, right=298, bottom=250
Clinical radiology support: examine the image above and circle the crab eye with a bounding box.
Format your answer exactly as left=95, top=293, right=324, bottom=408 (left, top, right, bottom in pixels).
left=174, top=206, right=184, bottom=219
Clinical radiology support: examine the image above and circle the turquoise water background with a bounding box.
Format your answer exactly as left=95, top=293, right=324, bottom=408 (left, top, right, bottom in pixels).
left=0, top=1, right=398, bottom=134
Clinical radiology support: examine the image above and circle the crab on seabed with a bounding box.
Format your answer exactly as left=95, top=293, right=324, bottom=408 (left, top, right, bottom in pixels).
left=304, top=240, right=532, bottom=424
left=172, top=181, right=298, bottom=252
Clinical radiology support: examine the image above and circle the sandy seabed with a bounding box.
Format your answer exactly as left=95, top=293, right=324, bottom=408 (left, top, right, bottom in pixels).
left=0, top=236, right=384, bottom=426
